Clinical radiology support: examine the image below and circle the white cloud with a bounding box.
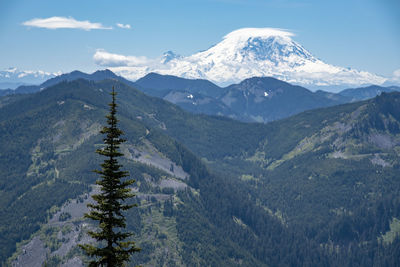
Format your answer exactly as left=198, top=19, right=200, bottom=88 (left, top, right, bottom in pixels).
left=22, top=16, right=112, bottom=30
left=392, top=69, right=400, bottom=81
left=116, top=23, right=131, bottom=29
left=224, top=27, right=294, bottom=40
left=93, top=49, right=154, bottom=67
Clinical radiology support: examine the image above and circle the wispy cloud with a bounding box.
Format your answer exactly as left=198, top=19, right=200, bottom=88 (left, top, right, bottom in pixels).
left=116, top=23, right=131, bottom=29
left=93, top=49, right=154, bottom=67
left=22, top=16, right=112, bottom=30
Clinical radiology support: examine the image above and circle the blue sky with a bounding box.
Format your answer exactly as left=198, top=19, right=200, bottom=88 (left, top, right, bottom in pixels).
left=0, top=0, right=399, bottom=78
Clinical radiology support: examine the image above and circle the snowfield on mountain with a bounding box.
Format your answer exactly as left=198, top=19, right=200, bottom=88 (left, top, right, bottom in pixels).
left=96, top=28, right=387, bottom=87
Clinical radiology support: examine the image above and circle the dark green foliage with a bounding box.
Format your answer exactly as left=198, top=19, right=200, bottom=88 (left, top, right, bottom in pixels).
left=58, top=212, right=72, bottom=222
left=1, top=79, right=400, bottom=266
left=0, top=180, right=84, bottom=261
left=162, top=198, right=174, bottom=217
left=79, top=88, right=140, bottom=266
left=43, top=255, right=62, bottom=266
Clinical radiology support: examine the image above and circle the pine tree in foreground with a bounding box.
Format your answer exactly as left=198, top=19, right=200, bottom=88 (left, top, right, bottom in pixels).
left=80, top=86, right=140, bottom=266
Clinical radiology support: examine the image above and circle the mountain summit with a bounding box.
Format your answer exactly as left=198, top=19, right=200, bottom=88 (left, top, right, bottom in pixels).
left=101, top=28, right=386, bottom=88
left=0, top=67, right=60, bottom=89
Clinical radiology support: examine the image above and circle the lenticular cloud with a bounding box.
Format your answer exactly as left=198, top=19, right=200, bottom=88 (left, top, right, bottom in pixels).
left=23, top=16, right=112, bottom=30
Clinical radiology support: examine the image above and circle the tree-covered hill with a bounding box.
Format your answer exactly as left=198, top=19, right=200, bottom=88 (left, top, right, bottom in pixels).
left=1, top=79, right=399, bottom=266
left=0, top=79, right=292, bottom=266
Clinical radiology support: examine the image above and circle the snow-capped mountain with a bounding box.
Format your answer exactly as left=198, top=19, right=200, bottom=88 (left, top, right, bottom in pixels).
left=0, top=67, right=60, bottom=88
left=161, top=51, right=182, bottom=64
left=101, top=28, right=387, bottom=88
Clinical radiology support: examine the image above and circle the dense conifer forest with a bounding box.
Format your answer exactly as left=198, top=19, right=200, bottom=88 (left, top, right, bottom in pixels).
left=1, top=79, right=400, bottom=266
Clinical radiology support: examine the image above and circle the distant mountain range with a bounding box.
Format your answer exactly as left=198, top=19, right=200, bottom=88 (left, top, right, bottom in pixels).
left=96, top=28, right=388, bottom=88
left=1, top=69, right=399, bottom=123
left=0, top=67, right=59, bottom=89
left=135, top=73, right=349, bottom=122
left=3, top=29, right=396, bottom=89
left=0, top=69, right=133, bottom=96
left=339, top=85, right=400, bottom=102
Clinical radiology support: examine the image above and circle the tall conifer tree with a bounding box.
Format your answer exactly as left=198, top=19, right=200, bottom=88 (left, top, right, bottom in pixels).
left=80, top=86, right=140, bottom=266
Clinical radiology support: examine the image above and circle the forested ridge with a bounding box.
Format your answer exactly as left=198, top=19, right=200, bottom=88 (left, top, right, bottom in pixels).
left=1, top=79, right=399, bottom=266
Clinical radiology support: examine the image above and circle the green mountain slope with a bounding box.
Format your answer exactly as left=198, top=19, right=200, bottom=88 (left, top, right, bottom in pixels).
left=0, top=80, right=289, bottom=266
left=1, top=80, right=400, bottom=266
left=188, top=92, right=400, bottom=265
